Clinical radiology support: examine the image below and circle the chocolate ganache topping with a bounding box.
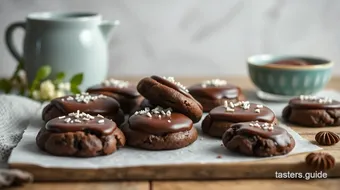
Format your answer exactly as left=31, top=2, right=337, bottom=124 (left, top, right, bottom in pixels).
left=87, top=78, right=140, bottom=97
left=128, top=106, right=193, bottom=135
left=231, top=121, right=293, bottom=147
left=151, top=76, right=190, bottom=96
left=209, top=101, right=275, bottom=123
left=151, top=76, right=203, bottom=109
left=46, top=110, right=116, bottom=135
left=188, top=79, right=241, bottom=99
left=51, top=93, right=120, bottom=115
left=289, top=95, right=340, bottom=109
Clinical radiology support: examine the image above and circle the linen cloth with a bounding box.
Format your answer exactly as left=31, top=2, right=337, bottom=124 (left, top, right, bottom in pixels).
left=0, top=95, right=41, bottom=187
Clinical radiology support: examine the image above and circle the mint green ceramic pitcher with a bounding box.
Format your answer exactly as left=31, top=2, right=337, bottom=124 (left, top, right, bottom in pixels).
left=5, top=12, right=119, bottom=90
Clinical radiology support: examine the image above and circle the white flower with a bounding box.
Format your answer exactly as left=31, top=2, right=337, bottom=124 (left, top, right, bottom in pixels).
left=18, top=70, right=26, bottom=83
left=58, top=82, right=71, bottom=91
left=63, top=82, right=70, bottom=91
left=40, top=80, right=55, bottom=100
left=51, top=90, right=65, bottom=99
left=32, top=90, right=40, bottom=100
left=58, top=83, right=65, bottom=90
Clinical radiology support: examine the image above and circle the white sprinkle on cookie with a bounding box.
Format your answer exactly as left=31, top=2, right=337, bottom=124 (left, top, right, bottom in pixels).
left=101, top=78, right=130, bottom=88
left=299, top=95, right=333, bottom=104
left=134, top=106, right=173, bottom=121
left=60, top=110, right=106, bottom=124
left=201, top=79, right=227, bottom=88
left=162, top=76, right=189, bottom=93
left=65, top=93, right=107, bottom=104
left=249, top=121, right=274, bottom=131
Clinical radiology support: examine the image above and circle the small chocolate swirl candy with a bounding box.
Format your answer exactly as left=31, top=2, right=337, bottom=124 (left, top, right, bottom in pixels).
left=315, top=131, right=340, bottom=146
left=305, top=152, right=335, bottom=171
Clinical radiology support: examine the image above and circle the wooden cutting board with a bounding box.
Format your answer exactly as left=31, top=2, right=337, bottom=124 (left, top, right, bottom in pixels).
left=9, top=125, right=340, bottom=181
left=8, top=77, right=340, bottom=181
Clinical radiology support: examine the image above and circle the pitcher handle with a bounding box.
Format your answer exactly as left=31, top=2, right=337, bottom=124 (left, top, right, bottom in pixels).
left=5, top=21, right=26, bottom=62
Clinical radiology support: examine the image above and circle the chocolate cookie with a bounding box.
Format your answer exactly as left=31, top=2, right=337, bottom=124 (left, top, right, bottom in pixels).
left=202, top=101, right=276, bottom=138
left=188, top=79, right=246, bottom=112
left=122, top=106, right=198, bottom=150
left=87, top=79, right=143, bottom=114
left=282, top=95, right=340, bottom=127
left=36, top=111, right=126, bottom=157
left=222, top=121, right=295, bottom=157
left=137, top=76, right=203, bottom=122
left=42, top=93, right=125, bottom=126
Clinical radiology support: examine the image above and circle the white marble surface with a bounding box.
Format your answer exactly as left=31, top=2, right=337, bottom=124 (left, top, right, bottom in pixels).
left=0, top=0, right=340, bottom=77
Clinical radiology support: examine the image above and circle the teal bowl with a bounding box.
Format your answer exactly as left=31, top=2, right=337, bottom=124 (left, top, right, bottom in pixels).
left=247, top=54, right=333, bottom=96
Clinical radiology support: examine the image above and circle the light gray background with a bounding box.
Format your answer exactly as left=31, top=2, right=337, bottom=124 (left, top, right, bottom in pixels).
left=0, top=0, right=339, bottom=77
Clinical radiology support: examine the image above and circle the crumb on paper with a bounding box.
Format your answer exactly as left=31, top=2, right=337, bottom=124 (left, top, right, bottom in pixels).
left=217, top=155, right=222, bottom=159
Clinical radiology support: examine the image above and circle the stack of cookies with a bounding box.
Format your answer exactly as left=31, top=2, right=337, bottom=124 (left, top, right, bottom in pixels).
left=37, top=79, right=149, bottom=157
left=86, top=78, right=143, bottom=114
left=122, top=76, right=203, bottom=150
left=187, top=79, right=245, bottom=112
left=199, top=99, right=296, bottom=157
left=37, top=93, right=127, bottom=157
left=186, top=78, right=296, bottom=157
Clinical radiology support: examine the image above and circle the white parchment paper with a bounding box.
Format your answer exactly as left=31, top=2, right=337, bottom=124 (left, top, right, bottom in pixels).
left=9, top=90, right=340, bottom=169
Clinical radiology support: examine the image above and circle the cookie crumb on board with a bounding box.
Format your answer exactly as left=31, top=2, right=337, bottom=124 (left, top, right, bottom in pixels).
left=305, top=152, right=335, bottom=171
left=315, top=131, right=340, bottom=146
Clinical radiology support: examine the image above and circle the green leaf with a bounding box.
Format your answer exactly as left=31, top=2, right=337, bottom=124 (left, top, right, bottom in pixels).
left=29, top=79, right=40, bottom=95
left=29, top=80, right=39, bottom=93
left=0, top=79, right=12, bottom=93
left=54, top=72, right=65, bottom=85
left=70, top=73, right=83, bottom=86
left=36, top=65, right=51, bottom=80
left=56, top=72, right=65, bottom=81
left=70, top=85, right=81, bottom=94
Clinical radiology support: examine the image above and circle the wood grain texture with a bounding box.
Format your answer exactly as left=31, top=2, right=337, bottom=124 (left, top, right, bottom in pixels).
left=8, top=77, right=340, bottom=181
left=7, top=182, right=149, bottom=190
left=152, top=179, right=340, bottom=190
